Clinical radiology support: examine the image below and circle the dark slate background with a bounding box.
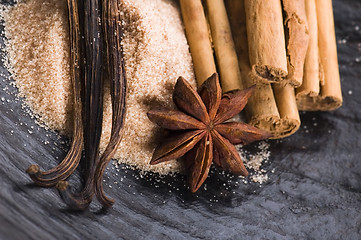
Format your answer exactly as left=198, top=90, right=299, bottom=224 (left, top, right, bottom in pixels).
left=0, top=0, right=360, bottom=239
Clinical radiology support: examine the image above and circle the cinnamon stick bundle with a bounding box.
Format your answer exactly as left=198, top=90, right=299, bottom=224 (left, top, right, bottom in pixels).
left=225, top=0, right=300, bottom=138
left=296, top=0, right=342, bottom=111
left=180, top=0, right=300, bottom=138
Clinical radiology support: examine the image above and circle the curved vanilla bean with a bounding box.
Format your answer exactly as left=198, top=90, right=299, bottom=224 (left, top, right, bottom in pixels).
left=57, top=0, right=104, bottom=210
left=26, top=0, right=83, bottom=187
left=94, top=0, right=127, bottom=208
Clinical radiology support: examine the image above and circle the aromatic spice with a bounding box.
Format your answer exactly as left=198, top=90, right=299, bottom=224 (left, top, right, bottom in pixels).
left=205, top=0, right=243, bottom=93
left=244, top=0, right=288, bottom=85
left=295, top=0, right=342, bottom=111
left=94, top=0, right=127, bottom=208
left=2, top=0, right=272, bottom=196
left=225, top=0, right=301, bottom=139
left=147, top=73, right=271, bottom=192
left=282, top=0, right=309, bottom=87
left=3, top=0, right=196, bottom=175
left=179, top=0, right=216, bottom=86
left=27, top=0, right=127, bottom=210
left=56, top=0, right=105, bottom=210
left=26, top=0, right=84, bottom=188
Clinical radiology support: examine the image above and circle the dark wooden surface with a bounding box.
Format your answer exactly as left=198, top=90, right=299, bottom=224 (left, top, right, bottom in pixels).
left=0, top=0, right=360, bottom=239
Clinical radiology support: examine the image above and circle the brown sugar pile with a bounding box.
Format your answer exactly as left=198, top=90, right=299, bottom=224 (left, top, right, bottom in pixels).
left=2, top=0, right=73, bottom=133
left=2, top=0, right=196, bottom=174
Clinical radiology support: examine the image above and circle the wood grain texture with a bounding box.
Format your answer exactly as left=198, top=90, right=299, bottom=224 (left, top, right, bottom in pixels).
left=0, top=0, right=360, bottom=239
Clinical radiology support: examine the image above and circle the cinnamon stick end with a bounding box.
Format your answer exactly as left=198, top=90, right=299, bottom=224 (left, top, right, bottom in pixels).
left=249, top=115, right=300, bottom=139
left=252, top=65, right=287, bottom=84
left=296, top=95, right=342, bottom=111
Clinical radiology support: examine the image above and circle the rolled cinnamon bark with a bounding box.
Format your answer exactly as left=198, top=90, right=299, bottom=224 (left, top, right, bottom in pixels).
left=272, top=84, right=300, bottom=137
left=244, top=0, right=288, bottom=85
left=282, top=0, right=309, bottom=87
left=206, top=0, right=242, bottom=93
left=296, top=0, right=342, bottom=111
left=226, top=0, right=300, bottom=138
left=179, top=0, right=216, bottom=86
left=296, top=0, right=322, bottom=100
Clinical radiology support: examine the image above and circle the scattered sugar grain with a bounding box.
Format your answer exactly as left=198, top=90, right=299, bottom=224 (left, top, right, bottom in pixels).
left=250, top=173, right=268, bottom=185
left=238, top=141, right=271, bottom=184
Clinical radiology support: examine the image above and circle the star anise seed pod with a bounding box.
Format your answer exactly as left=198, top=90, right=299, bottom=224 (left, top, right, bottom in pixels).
left=147, top=73, right=272, bottom=192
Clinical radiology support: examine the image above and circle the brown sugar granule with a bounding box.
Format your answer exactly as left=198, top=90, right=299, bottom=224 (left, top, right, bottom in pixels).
left=3, top=0, right=73, bottom=134
left=2, top=0, right=196, bottom=175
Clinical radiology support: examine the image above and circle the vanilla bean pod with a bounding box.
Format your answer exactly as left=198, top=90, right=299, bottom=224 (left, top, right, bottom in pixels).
left=26, top=0, right=83, bottom=187
left=57, top=0, right=104, bottom=210
left=94, top=0, right=127, bottom=208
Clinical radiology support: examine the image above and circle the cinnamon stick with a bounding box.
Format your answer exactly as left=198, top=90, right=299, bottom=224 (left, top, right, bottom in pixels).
left=296, top=0, right=342, bottom=111
left=226, top=0, right=300, bottom=138
left=272, top=84, right=300, bottom=137
left=205, top=0, right=242, bottom=92
left=244, top=0, right=289, bottom=85
left=282, top=0, right=309, bottom=87
left=179, top=0, right=216, bottom=86
left=296, top=0, right=322, bottom=101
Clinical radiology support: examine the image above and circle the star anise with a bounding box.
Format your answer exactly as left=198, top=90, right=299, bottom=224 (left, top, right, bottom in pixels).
left=147, top=73, right=272, bottom=192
